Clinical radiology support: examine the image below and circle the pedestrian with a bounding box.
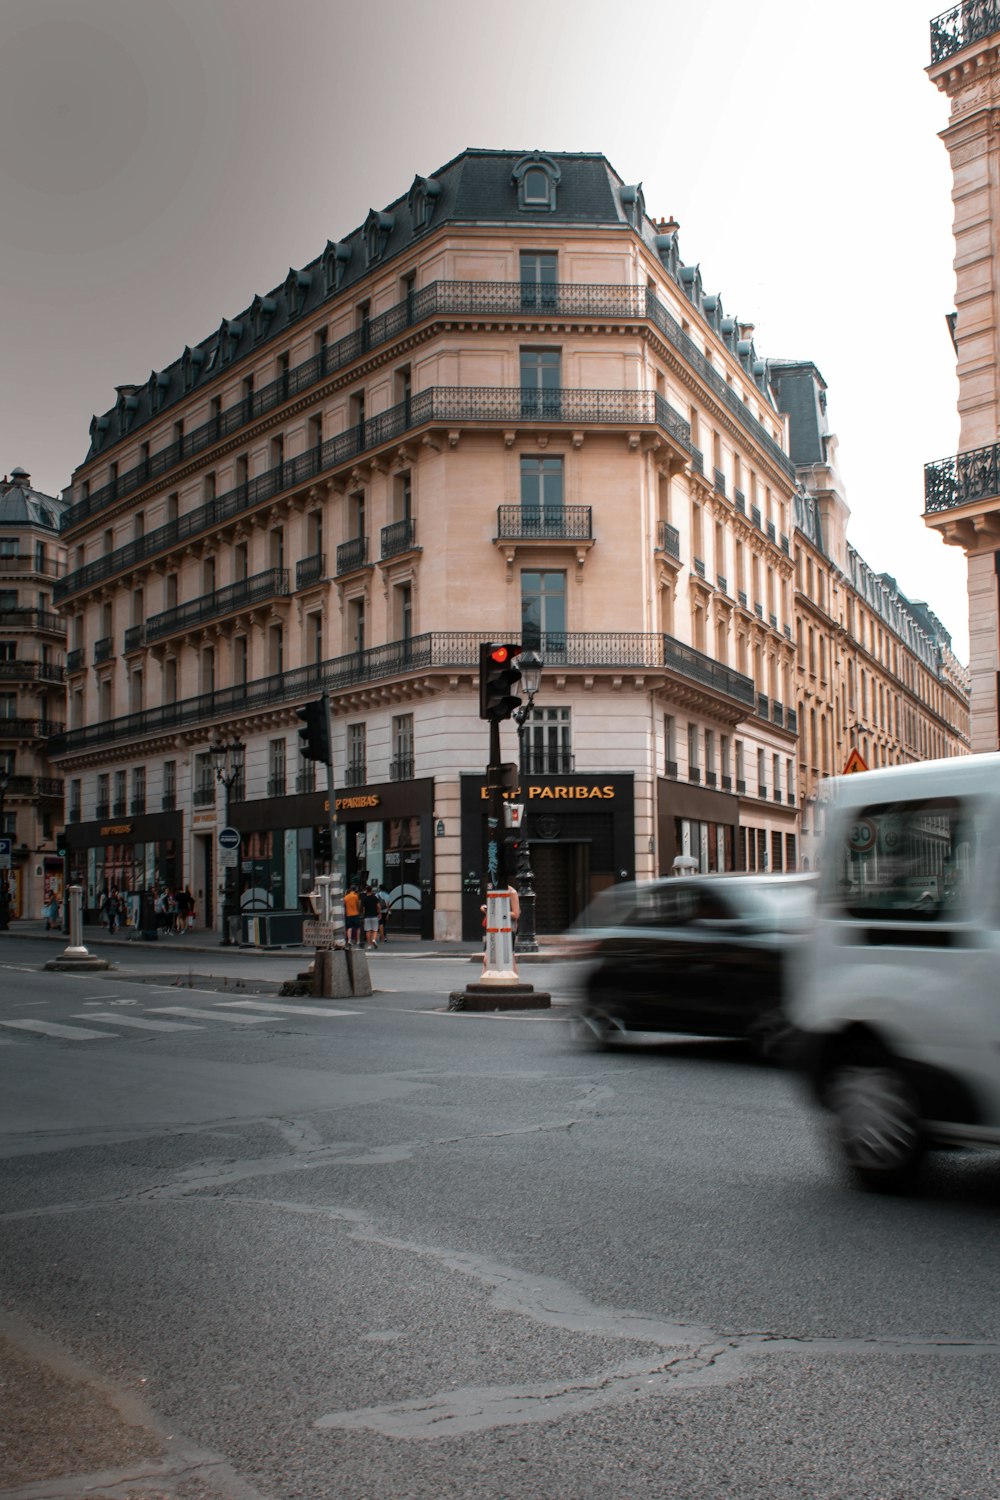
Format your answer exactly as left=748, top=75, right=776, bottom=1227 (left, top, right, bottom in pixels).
left=377, top=886, right=390, bottom=944
left=176, top=886, right=193, bottom=932
left=154, top=888, right=168, bottom=934
left=102, top=888, right=120, bottom=934
left=362, top=885, right=381, bottom=951
left=44, top=893, right=60, bottom=930
left=183, top=887, right=196, bottom=930
left=344, top=885, right=361, bottom=947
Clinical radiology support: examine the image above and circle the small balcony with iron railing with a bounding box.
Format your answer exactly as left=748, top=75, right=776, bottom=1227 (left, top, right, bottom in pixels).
left=161, top=790, right=177, bottom=811
left=0, top=717, right=65, bottom=740
left=267, top=774, right=286, bottom=799
left=93, top=637, right=113, bottom=665
left=656, top=520, right=681, bottom=561
left=67, top=648, right=85, bottom=675
left=924, top=441, right=1000, bottom=520
left=390, top=754, right=415, bottom=782
left=193, top=780, right=216, bottom=808
left=95, top=800, right=110, bottom=820
left=344, top=761, right=367, bottom=787
left=296, top=764, right=318, bottom=794
left=296, top=553, right=326, bottom=590
left=336, top=536, right=369, bottom=576
left=0, top=608, right=65, bottom=635
left=380, top=518, right=418, bottom=560
left=930, top=2, right=1000, bottom=63
left=0, top=657, right=66, bottom=684
left=522, top=749, right=575, bottom=775
left=495, top=505, right=593, bottom=543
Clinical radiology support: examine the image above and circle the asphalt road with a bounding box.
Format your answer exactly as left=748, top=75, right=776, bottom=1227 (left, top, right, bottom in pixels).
left=2, top=937, right=1000, bottom=1500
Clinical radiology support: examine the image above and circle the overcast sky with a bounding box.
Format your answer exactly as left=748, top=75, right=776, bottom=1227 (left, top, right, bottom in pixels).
left=0, top=0, right=970, bottom=657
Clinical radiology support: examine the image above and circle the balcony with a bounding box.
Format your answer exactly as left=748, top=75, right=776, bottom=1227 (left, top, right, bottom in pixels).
left=344, top=762, right=367, bottom=787
left=113, top=799, right=126, bottom=816
left=95, top=801, right=110, bottom=819
left=144, top=568, right=291, bottom=645
left=713, top=468, right=726, bottom=496
left=0, top=608, right=64, bottom=634
left=495, top=505, right=592, bottom=541
left=930, top=2, right=1000, bottom=62
left=0, top=657, right=66, bottom=683
left=693, top=557, right=706, bottom=578
left=688, top=766, right=702, bottom=783
left=336, top=536, right=369, bottom=576
left=296, top=765, right=317, bottom=794
left=296, top=553, right=325, bottom=590
left=124, top=626, right=142, bottom=654
left=665, top=759, right=678, bottom=779
left=49, top=629, right=758, bottom=755
left=0, top=775, right=63, bottom=799
left=924, top=442, right=1000, bottom=514
left=267, top=775, right=286, bottom=799
left=380, top=518, right=417, bottom=560
left=657, top=521, right=680, bottom=560
left=523, top=750, right=575, bottom=774
left=94, top=637, right=113, bottom=664
left=734, top=489, right=746, bottom=513
left=193, top=783, right=216, bottom=808
left=161, top=791, right=177, bottom=811
left=0, top=717, right=65, bottom=739
left=390, top=755, right=414, bottom=782
left=67, top=648, right=84, bottom=675
left=131, top=796, right=146, bottom=815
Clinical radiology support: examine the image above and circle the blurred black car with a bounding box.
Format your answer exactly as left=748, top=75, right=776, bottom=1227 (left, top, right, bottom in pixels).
left=569, top=873, right=816, bottom=1057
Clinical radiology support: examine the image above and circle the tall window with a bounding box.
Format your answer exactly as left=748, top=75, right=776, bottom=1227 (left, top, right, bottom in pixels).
left=687, top=723, right=700, bottom=781
left=113, top=769, right=126, bottom=816
left=97, top=773, right=110, bottom=818
left=391, top=714, right=414, bottom=781
left=519, top=348, right=561, bottom=418
left=524, top=706, right=572, bottom=774
left=200, top=646, right=215, bottom=695
left=664, top=714, right=677, bottom=773
left=268, top=624, right=283, bottom=675
left=268, top=738, right=286, bottom=798
left=131, top=766, right=146, bottom=815
left=347, top=723, right=367, bottom=785
left=233, top=636, right=248, bottom=684
left=519, top=252, right=557, bottom=309
left=394, top=582, right=413, bottom=643
left=520, top=456, right=563, bottom=521
left=349, top=599, right=365, bottom=655
left=521, top=569, right=566, bottom=653
left=163, top=760, right=177, bottom=811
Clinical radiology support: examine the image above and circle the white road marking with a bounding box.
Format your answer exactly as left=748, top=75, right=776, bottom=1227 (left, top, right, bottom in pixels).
left=0, top=1019, right=118, bottom=1040
left=216, top=1000, right=359, bottom=1018
left=147, top=1006, right=276, bottom=1024
left=75, top=1012, right=202, bottom=1032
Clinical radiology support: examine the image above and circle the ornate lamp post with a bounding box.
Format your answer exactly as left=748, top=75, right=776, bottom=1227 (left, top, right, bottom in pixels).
left=211, top=734, right=245, bottom=946
left=0, top=767, right=9, bottom=931
left=512, top=649, right=543, bottom=953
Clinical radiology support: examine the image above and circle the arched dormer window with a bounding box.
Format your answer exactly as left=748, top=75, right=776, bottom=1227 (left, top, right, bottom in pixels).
left=322, top=240, right=352, bottom=293
left=364, top=209, right=394, bottom=267
left=181, top=346, right=205, bottom=392
left=116, top=386, right=139, bottom=435
left=512, top=152, right=561, bottom=211
left=285, top=267, right=312, bottom=318
left=702, top=293, right=724, bottom=335
left=251, top=295, right=277, bottom=342
left=653, top=219, right=681, bottom=281
left=679, top=263, right=703, bottom=311
left=719, top=317, right=739, bottom=354
left=217, top=319, right=243, bottom=366
left=89, top=414, right=110, bottom=453
left=148, top=369, right=171, bottom=414
left=407, top=174, right=442, bottom=232
left=620, top=183, right=645, bottom=229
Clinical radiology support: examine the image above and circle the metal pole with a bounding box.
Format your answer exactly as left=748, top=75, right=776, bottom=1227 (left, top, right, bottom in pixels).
left=221, top=776, right=234, bottom=946
left=514, top=703, right=539, bottom=953
left=0, top=782, right=9, bottom=931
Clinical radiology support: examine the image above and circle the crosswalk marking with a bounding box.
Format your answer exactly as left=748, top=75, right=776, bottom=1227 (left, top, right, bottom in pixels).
left=147, top=1006, right=276, bottom=1024
left=0, top=1018, right=118, bottom=1040
left=217, top=1000, right=359, bottom=1018
left=76, top=1012, right=202, bottom=1032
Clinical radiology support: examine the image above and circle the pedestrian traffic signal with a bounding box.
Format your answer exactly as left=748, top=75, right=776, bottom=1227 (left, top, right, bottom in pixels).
left=316, top=826, right=333, bottom=860
left=479, top=642, right=522, bottom=721
left=56, top=833, right=67, bottom=859
left=296, top=693, right=332, bottom=764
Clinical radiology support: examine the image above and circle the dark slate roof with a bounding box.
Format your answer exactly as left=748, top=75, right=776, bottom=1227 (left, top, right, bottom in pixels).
left=0, top=469, right=67, bottom=530
left=768, top=361, right=828, bottom=467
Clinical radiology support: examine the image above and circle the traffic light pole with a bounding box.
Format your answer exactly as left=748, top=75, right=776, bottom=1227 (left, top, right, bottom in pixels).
left=486, top=719, right=505, bottom=892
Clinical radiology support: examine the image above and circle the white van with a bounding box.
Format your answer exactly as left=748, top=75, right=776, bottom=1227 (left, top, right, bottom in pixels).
left=791, top=752, right=1000, bottom=1190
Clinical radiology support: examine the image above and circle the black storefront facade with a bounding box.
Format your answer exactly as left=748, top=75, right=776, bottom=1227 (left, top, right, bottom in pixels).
left=64, top=809, right=183, bottom=924
left=226, top=776, right=436, bottom=939
left=655, top=776, right=739, bottom=874
left=459, top=772, right=635, bottom=940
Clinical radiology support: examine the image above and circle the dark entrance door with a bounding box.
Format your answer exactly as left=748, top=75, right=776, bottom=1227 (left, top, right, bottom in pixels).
left=531, top=841, right=591, bottom=934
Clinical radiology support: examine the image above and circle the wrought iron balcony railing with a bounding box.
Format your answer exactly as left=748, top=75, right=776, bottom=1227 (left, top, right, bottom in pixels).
left=94, top=637, right=113, bottom=664
left=380, top=517, right=417, bottom=560
left=67, top=648, right=84, bottom=674
left=49, top=629, right=760, bottom=756
left=0, top=658, right=66, bottom=683
left=523, top=750, right=575, bottom=774
left=113, top=799, right=126, bottom=816
left=123, top=626, right=142, bottom=654
left=70, top=279, right=791, bottom=534
left=0, top=608, right=64, bottom=634
left=95, top=801, right=110, bottom=819
left=0, top=775, right=63, bottom=799
left=930, top=2, right=1000, bottom=63
left=267, top=775, right=286, bottom=799
left=162, top=791, right=177, bottom=811
left=0, top=717, right=65, bottom=739
left=390, top=755, right=415, bottom=782
left=495, top=505, right=592, bottom=541
left=296, top=553, right=325, bottom=589
left=924, top=441, right=1000, bottom=513
left=144, top=568, right=290, bottom=645
left=344, top=762, right=367, bottom=787
left=296, top=765, right=317, bottom=794
left=131, top=796, right=146, bottom=815
left=657, top=521, right=680, bottom=559
left=336, top=536, right=369, bottom=575
left=193, top=783, right=216, bottom=807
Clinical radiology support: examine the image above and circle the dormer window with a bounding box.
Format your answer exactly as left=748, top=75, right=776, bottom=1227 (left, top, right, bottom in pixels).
left=323, top=240, right=352, bottom=293
left=89, top=414, right=110, bottom=453
left=217, top=319, right=242, bottom=366
left=407, top=174, right=442, bottom=232
left=512, top=153, right=561, bottom=212
left=251, top=296, right=277, bottom=342
left=285, top=267, right=311, bottom=318
left=148, top=370, right=170, bottom=414
left=364, top=210, right=395, bottom=267
left=620, top=183, right=646, bottom=229
left=181, top=346, right=205, bottom=391
left=116, top=386, right=139, bottom=435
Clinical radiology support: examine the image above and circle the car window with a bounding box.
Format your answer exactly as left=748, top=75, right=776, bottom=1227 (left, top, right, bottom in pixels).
left=824, top=796, right=983, bottom=922
left=624, top=885, right=698, bottom=927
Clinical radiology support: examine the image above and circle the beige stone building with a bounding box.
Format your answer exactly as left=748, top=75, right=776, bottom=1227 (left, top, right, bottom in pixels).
left=49, top=149, right=966, bottom=938
left=0, top=469, right=69, bottom=918
left=926, top=5, right=1000, bottom=749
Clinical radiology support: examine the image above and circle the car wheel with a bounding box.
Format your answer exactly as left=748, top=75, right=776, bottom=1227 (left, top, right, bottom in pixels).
left=570, top=1006, right=625, bottom=1050
left=824, top=1055, right=923, bottom=1192
left=747, top=1006, right=792, bottom=1063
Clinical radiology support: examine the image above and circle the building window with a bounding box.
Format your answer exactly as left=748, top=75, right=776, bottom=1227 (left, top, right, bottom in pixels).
left=131, top=766, right=146, bottom=816
left=512, top=152, right=561, bottom=211
left=268, top=739, right=286, bottom=799
left=347, top=723, right=367, bottom=786
left=687, top=723, right=700, bottom=782
left=521, top=569, right=566, bottom=653
left=233, top=636, right=248, bottom=684
left=391, top=714, right=414, bottom=781
left=97, top=773, right=111, bottom=820
left=757, top=748, right=767, bottom=797
left=408, top=174, right=441, bottom=231
left=268, top=625, right=283, bottom=676
left=394, top=582, right=413, bottom=643
left=349, top=599, right=365, bottom=655
left=200, top=647, right=215, bottom=695
left=69, top=779, right=81, bottom=823
left=113, top=770, right=126, bottom=817
left=163, top=760, right=177, bottom=811
left=664, top=714, right=677, bottom=775
left=194, top=752, right=216, bottom=807
left=520, top=348, right=561, bottom=418
left=520, top=251, right=558, bottom=309
left=520, top=455, right=563, bottom=518
left=524, top=706, right=572, bottom=774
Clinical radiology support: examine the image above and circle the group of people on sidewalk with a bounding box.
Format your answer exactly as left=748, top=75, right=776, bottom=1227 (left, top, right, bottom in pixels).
left=343, top=883, right=390, bottom=951
left=96, top=885, right=196, bottom=935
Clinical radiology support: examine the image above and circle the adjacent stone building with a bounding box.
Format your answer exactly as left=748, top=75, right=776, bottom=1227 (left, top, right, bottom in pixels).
left=47, top=148, right=969, bottom=938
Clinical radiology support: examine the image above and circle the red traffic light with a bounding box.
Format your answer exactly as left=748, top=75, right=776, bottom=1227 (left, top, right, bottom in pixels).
left=490, top=646, right=510, bottom=664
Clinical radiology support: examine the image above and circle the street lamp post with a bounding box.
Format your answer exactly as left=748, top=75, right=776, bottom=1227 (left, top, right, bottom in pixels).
left=211, top=735, right=245, bottom=946
left=512, top=650, right=543, bottom=953
left=0, top=768, right=9, bottom=931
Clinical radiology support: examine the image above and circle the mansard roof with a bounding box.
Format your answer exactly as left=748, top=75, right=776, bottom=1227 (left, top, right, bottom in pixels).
left=80, top=147, right=773, bottom=463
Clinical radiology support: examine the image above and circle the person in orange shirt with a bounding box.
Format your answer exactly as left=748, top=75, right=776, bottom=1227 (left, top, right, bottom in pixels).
left=343, top=886, right=362, bottom=947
